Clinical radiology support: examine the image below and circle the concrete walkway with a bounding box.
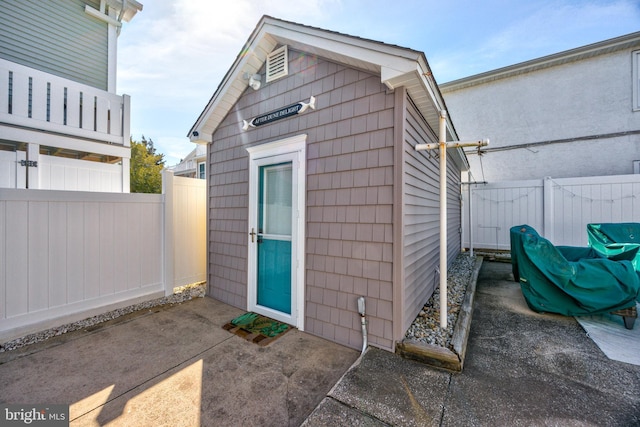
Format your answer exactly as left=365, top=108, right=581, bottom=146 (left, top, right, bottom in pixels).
left=3, top=261, right=640, bottom=426
left=0, top=297, right=358, bottom=426
left=304, top=261, right=640, bottom=426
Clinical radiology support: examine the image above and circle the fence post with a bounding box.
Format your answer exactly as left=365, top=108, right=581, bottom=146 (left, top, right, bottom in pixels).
left=121, top=95, right=131, bottom=193
left=27, top=143, right=40, bottom=189
left=543, top=176, right=554, bottom=243
left=163, top=169, right=175, bottom=296
left=122, top=157, right=130, bottom=193
left=468, top=172, right=474, bottom=257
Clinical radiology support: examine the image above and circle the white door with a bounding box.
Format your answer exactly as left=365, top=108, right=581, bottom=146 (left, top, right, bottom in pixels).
left=246, top=134, right=306, bottom=329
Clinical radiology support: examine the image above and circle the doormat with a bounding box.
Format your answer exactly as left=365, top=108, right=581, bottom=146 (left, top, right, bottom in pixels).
left=222, top=312, right=292, bottom=346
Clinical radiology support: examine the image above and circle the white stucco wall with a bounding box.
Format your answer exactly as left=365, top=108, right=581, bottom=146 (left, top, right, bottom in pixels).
left=443, top=46, right=640, bottom=182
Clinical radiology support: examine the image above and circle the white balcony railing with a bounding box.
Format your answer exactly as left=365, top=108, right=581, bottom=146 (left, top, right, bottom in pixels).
left=0, top=58, right=130, bottom=146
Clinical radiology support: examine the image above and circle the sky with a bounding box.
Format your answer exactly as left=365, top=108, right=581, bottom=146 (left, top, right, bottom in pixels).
left=116, top=0, right=640, bottom=166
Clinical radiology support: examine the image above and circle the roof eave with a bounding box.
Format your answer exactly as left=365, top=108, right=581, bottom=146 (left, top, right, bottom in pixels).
left=187, top=16, right=470, bottom=171
left=384, top=59, right=469, bottom=170
left=188, top=16, right=423, bottom=143
left=441, top=31, right=640, bottom=92
left=105, top=0, right=143, bottom=22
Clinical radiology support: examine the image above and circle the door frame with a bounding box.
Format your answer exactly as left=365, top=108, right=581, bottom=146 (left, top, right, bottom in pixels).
left=246, top=134, right=306, bottom=330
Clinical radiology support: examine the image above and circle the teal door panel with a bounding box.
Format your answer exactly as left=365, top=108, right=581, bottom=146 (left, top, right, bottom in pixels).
left=257, top=239, right=292, bottom=314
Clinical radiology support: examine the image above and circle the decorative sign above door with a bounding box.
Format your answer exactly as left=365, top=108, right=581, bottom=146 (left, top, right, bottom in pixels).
left=242, top=96, right=316, bottom=131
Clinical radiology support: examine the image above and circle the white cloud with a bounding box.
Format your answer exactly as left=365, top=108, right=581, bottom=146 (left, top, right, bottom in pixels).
left=119, top=0, right=343, bottom=164
left=155, top=136, right=197, bottom=166
left=119, top=0, right=640, bottom=162
left=119, top=0, right=343, bottom=96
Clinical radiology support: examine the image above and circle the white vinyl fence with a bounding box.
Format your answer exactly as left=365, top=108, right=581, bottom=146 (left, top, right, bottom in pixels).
left=462, top=174, right=640, bottom=250
left=39, top=155, right=124, bottom=192
left=0, top=150, right=26, bottom=189
left=0, top=151, right=125, bottom=192
left=163, top=173, right=207, bottom=289
left=0, top=171, right=206, bottom=342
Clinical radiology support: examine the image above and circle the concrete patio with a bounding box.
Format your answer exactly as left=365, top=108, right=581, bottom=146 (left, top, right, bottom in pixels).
left=2, top=261, right=640, bottom=426
left=304, top=261, right=640, bottom=426
left=0, top=297, right=358, bottom=426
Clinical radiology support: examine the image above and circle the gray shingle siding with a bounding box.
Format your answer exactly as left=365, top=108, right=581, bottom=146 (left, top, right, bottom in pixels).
left=401, top=96, right=439, bottom=331
left=446, top=160, right=462, bottom=262
left=401, top=93, right=463, bottom=333
left=0, top=0, right=108, bottom=90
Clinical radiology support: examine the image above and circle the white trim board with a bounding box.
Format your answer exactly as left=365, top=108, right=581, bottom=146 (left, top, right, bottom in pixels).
left=246, top=134, right=307, bottom=330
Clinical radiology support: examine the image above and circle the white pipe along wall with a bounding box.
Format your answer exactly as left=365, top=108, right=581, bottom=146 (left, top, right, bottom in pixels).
left=415, top=110, right=488, bottom=328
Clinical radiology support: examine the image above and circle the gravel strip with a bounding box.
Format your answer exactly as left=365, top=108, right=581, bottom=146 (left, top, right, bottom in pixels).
left=0, top=282, right=206, bottom=353
left=404, top=252, right=477, bottom=349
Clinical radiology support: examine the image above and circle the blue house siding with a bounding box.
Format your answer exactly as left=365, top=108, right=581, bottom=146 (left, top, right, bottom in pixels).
left=0, top=0, right=108, bottom=90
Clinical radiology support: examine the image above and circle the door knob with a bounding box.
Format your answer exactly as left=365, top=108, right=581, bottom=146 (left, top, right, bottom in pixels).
left=249, top=228, right=256, bottom=243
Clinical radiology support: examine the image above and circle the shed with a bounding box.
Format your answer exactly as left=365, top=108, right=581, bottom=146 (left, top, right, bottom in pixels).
left=188, top=16, right=469, bottom=351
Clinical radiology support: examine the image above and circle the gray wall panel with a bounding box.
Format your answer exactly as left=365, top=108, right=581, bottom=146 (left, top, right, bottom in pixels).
left=402, top=94, right=463, bottom=333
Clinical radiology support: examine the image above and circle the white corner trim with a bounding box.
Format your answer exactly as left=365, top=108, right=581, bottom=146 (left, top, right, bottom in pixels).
left=85, top=5, right=122, bottom=27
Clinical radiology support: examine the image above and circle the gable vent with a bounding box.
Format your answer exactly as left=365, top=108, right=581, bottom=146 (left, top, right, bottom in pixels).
left=266, top=45, right=288, bottom=83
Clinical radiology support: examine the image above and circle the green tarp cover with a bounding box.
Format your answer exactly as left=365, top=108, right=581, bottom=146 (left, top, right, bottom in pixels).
left=587, top=223, right=640, bottom=271
left=510, top=225, right=640, bottom=316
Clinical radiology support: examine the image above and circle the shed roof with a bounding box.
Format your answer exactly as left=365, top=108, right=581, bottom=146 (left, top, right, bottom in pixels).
left=188, top=16, right=467, bottom=169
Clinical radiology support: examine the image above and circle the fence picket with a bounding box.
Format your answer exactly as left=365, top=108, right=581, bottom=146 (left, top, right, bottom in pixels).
left=463, top=174, right=640, bottom=250
left=0, top=174, right=206, bottom=342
